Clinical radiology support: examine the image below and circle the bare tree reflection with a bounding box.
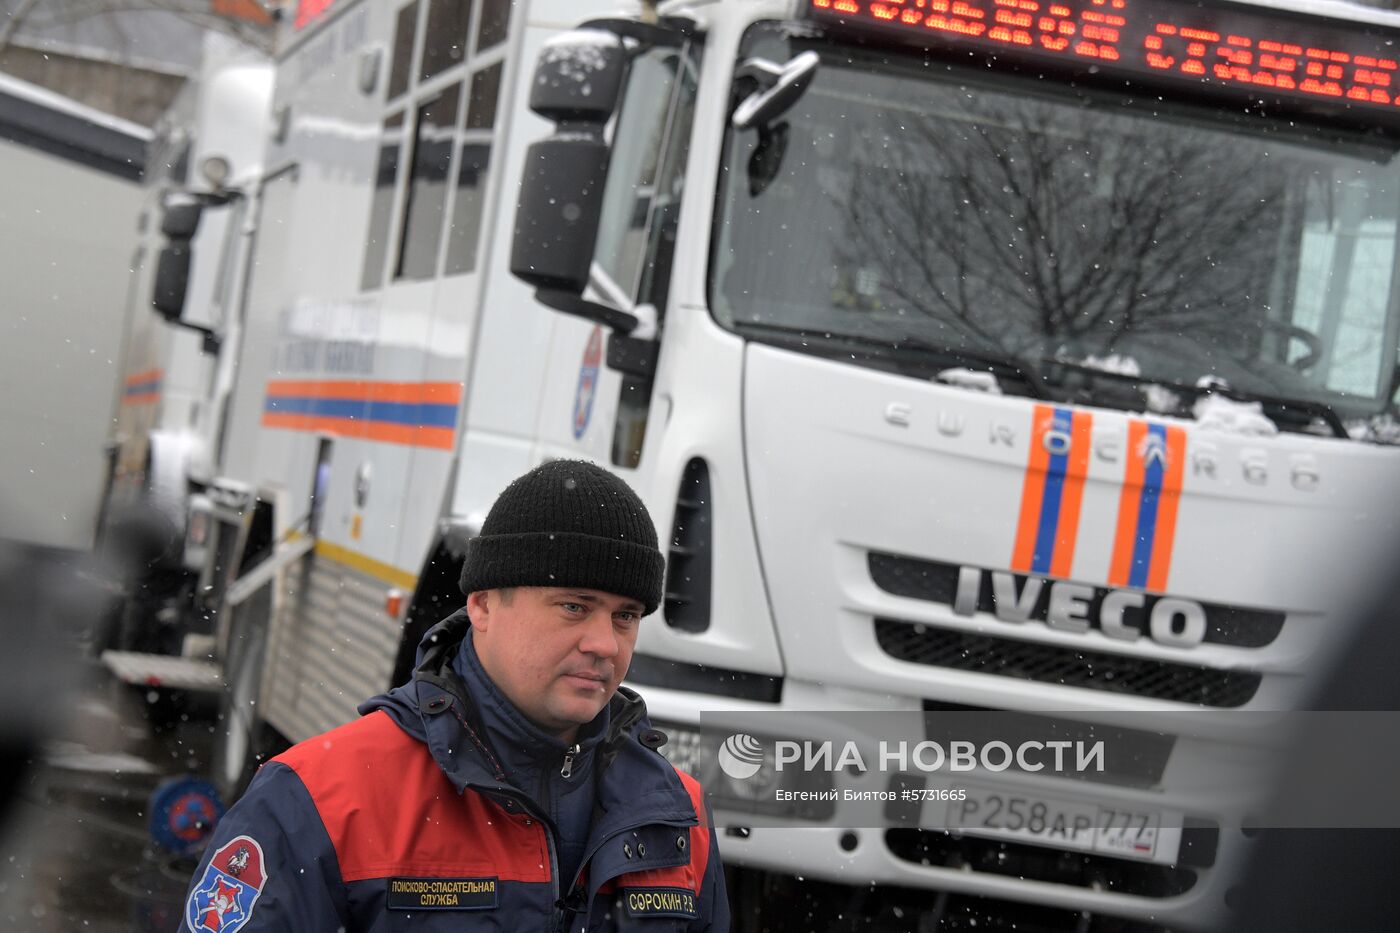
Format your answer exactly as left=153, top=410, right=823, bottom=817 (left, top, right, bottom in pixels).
left=837, top=99, right=1289, bottom=366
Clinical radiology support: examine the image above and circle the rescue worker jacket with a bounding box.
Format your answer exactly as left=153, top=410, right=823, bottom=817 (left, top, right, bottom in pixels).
left=182, top=609, right=730, bottom=932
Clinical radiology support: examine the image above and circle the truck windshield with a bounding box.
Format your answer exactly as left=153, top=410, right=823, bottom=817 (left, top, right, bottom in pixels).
left=710, top=26, right=1400, bottom=423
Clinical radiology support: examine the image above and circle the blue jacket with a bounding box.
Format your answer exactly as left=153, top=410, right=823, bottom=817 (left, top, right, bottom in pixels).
left=182, top=609, right=730, bottom=931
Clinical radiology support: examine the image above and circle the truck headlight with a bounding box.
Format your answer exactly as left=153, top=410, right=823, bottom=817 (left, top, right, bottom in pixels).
left=649, top=719, right=836, bottom=821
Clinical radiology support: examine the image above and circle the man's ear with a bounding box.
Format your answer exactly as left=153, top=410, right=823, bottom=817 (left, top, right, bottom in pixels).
left=465, top=590, right=493, bottom=632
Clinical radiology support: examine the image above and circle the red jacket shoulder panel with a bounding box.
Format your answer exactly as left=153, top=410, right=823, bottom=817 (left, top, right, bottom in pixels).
left=273, top=711, right=550, bottom=883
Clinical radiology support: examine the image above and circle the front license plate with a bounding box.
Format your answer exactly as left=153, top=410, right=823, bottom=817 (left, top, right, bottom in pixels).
left=948, top=789, right=1182, bottom=864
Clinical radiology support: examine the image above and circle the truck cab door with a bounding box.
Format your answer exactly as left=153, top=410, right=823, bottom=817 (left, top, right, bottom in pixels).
left=539, top=41, right=700, bottom=470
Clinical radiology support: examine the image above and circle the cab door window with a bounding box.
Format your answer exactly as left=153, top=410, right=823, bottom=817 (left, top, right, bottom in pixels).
left=590, top=42, right=699, bottom=468
left=592, top=44, right=698, bottom=310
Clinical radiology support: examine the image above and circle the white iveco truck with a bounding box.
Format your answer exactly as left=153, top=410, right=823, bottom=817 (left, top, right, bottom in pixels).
left=121, top=0, right=1400, bottom=929
left=99, top=35, right=273, bottom=656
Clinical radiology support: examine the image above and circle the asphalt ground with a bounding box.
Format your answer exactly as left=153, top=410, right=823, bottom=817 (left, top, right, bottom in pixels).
left=0, top=656, right=218, bottom=932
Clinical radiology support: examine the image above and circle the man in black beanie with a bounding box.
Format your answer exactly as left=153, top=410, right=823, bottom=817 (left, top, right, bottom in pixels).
left=182, top=460, right=730, bottom=932
left=455, top=459, right=667, bottom=744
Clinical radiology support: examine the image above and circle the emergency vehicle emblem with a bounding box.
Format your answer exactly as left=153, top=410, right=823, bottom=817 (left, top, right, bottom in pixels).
left=186, top=836, right=268, bottom=932
left=1108, top=421, right=1186, bottom=591
left=573, top=326, right=603, bottom=439
left=1011, top=405, right=1092, bottom=578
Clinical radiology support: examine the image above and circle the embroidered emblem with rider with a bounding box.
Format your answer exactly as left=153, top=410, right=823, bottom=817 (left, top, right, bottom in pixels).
left=186, top=835, right=269, bottom=931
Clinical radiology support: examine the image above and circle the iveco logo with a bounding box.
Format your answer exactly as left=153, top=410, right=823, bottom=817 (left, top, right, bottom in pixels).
left=952, top=566, right=1207, bottom=648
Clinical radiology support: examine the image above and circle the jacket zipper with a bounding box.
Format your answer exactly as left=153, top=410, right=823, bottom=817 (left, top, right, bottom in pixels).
left=544, top=821, right=564, bottom=932
left=475, top=785, right=562, bottom=932
left=550, top=744, right=582, bottom=930
left=560, top=743, right=581, bottom=778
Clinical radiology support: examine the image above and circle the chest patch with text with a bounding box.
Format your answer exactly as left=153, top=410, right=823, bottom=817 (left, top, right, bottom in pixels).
left=386, top=877, right=498, bottom=911
left=622, top=887, right=698, bottom=919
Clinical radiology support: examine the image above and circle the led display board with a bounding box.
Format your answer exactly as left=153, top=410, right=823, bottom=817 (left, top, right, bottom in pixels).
left=811, top=0, right=1400, bottom=129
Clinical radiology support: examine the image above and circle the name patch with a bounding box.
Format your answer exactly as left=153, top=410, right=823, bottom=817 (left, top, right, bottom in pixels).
left=386, top=877, right=498, bottom=911
left=622, top=887, right=698, bottom=919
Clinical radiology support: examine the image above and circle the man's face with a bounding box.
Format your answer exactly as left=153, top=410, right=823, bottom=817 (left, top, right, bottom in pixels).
left=468, top=587, right=645, bottom=741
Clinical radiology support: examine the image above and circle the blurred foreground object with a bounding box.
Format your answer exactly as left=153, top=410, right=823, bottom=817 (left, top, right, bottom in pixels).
left=1227, top=553, right=1400, bottom=931
left=0, top=533, right=97, bottom=826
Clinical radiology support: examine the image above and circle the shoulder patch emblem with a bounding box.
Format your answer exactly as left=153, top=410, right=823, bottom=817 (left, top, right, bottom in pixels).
left=186, top=835, right=269, bottom=932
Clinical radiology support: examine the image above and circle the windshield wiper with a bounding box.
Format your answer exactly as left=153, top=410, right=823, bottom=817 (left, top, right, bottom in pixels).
left=893, top=336, right=1048, bottom=398
left=734, top=323, right=1046, bottom=398
left=1039, top=357, right=1349, bottom=439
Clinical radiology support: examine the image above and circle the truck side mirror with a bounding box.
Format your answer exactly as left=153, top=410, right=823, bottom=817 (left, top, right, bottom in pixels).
left=511, top=31, right=626, bottom=299
left=732, top=51, right=820, bottom=130
left=150, top=195, right=221, bottom=352
left=152, top=198, right=205, bottom=322
left=152, top=243, right=192, bottom=322
left=160, top=201, right=204, bottom=239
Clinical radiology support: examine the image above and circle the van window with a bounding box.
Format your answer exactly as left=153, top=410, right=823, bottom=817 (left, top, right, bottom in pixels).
left=361, top=112, right=405, bottom=290
left=421, top=0, right=471, bottom=82
left=444, top=143, right=491, bottom=275
left=387, top=1, right=419, bottom=101
left=441, top=60, right=503, bottom=276
left=476, top=0, right=512, bottom=52
left=465, top=62, right=502, bottom=131
left=397, top=85, right=462, bottom=281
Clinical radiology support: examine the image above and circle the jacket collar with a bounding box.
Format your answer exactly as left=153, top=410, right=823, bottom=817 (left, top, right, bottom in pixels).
left=363, top=609, right=697, bottom=840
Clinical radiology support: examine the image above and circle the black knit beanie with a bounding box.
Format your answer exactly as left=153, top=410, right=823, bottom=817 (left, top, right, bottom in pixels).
left=458, top=460, right=665, bottom=615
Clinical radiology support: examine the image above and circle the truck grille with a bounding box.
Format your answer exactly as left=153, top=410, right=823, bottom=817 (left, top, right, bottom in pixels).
left=738, top=872, right=1180, bottom=933
left=884, top=829, right=1203, bottom=897
left=874, top=619, right=1262, bottom=707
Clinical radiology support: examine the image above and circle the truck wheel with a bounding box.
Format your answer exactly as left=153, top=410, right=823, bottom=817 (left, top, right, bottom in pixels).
left=211, top=588, right=279, bottom=800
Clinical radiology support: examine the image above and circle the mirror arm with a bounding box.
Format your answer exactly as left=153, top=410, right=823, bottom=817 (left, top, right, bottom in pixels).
left=159, top=187, right=239, bottom=212
left=536, top=289, right=640, bottom=334
left=169, top=320, right=222, bottom=355
left=196, top=189, right=239, bottom=207
left=606, top=332, right=660, bottom=379
left=735, top=57, right=783, bottom=85
left=579, top=16, right=696, bottom=46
